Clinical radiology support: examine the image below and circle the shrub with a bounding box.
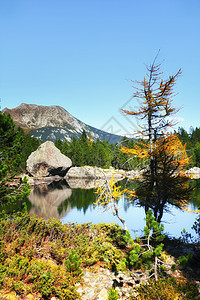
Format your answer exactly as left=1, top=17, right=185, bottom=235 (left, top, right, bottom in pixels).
left=131, top=277, right=199, bottom=300
left=65, top=249, right=83, bottom=277
left=108, top=287, right=119, bottom=300
left=0, top=213, right=130, bottom=298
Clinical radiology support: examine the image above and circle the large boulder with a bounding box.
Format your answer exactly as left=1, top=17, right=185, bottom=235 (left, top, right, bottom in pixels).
left=26, top=141, right=72, bottom=177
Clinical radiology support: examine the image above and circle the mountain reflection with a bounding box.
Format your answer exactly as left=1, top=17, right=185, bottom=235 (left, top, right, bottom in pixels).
left=28, top=181, right=72, bottom=219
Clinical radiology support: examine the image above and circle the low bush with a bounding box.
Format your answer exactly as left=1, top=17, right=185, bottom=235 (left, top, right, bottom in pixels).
left=0, top=212, right=198, bottom=299
left=0, top=213, right=128, bottom=298
left=131, top=277, right=199, bottom=300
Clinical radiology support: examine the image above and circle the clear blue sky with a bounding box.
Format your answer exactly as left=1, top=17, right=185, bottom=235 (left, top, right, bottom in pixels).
left=0, top=0, right=199, bottom=137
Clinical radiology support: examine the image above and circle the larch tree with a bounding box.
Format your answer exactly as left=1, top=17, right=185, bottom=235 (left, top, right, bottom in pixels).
left=95, top=57, right=193, bottom=279
left=121, top=57, right=191, bottom=222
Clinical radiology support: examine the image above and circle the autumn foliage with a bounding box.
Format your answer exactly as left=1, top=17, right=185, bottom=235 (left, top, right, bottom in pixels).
left=121, top=133, right=190, bottom=174
left=120, top=57, right=191, bottom=222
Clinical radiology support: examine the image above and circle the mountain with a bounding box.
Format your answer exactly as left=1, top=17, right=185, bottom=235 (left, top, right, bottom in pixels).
left=2, top=103, right=123, bottom=144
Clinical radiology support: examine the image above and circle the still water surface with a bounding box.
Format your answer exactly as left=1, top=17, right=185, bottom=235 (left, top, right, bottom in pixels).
left=27, top=180, right=199, bottom=239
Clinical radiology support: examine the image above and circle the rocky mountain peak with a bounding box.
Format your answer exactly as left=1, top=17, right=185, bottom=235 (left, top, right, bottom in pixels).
left=2, top=103, right=84, bottom=131
left=2, top=103, right=123, bottom=144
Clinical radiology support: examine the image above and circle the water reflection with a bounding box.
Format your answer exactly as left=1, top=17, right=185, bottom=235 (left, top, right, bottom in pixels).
left=58, top=188, right=96, bottom=215
left=28, top=179, right=200, bottom=220
left=28, top=180, right=99, bottom=219
left=27, top=179, right=200, bottom=238
left=28, top=181, right=72, bottom=219
left=190, top=179, right=200, bottom=209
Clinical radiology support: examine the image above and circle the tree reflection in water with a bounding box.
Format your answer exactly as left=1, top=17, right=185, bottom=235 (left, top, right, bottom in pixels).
left=26, top=178, right=199, bottom=238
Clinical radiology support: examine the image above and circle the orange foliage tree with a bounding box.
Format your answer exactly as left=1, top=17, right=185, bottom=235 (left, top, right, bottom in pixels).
left=121, top=57, right=191, bottom=222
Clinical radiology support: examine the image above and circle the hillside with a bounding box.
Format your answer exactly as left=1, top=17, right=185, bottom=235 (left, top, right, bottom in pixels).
left=2, top=103, right=123, bottom=144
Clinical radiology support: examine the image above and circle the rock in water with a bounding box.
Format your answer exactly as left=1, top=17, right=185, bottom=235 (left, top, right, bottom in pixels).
left=65, top=166, right=124, bottom=180
left=26, top=141, right=72, bottom=177
left=65, top=166, right=103, bottom=179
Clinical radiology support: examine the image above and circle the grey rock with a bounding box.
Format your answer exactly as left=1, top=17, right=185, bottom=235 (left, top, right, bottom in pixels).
left=186, top=167, right=200, bottom=179
left=125, top=169, right=141, bottom=179
left=97, top=288, right=108, bottom=300
left=65, top=166, right=103, bottom=179
left=26, top=141, right=72, bottom=177
left=65, top=166, right=124, bottom=181
left=76, top=267, right=150, bottom=300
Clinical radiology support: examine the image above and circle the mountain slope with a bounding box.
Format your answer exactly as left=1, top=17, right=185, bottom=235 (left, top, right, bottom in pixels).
left=2, top=103, right=123, bottom=144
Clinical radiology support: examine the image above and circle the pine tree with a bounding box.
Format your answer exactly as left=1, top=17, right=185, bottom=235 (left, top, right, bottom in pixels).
left=15, top=128, right=40, bottom=171
left=55, top=138, right=63, bottom=151
left=61, top=140, right=70, bottom=157
left=0, top=113, right=30, bottom=213
left=80, top=129, right=88, bottom=143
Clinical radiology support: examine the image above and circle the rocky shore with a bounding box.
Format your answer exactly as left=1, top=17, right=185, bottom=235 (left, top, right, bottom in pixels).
left=76, top=268, right=150, bottom=300
left=13, top=166, right=140, bottom=188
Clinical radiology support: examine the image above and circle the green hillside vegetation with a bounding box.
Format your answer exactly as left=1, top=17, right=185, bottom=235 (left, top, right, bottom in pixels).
left=0, top=213, right=129, bottom=299
left=53, top=127, right=200, bottom=171
left=55, top=130, right=141, bottom=170
left=0, top=113, right=40, bottom=213
left=177, top=127, right=200, bottom=168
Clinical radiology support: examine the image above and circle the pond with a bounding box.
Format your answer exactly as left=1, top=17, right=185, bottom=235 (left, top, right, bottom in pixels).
left=27, top=179, right=200, bottom=240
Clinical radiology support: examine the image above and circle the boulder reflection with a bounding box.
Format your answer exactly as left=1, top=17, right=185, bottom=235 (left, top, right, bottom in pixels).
left=28, top=179, right=99, bottom=219
left=28, top=181, right=72, bottom=219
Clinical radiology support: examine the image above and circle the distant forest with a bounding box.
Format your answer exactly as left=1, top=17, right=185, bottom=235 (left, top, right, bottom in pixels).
left=54, top=130, right=141, bottom=170
left=54, top=127, right=200, bottom=170
left=177, top=127, right=200, bottom=167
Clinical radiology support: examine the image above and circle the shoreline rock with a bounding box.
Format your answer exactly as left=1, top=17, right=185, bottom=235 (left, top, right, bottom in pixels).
left=11, top=165, right=200, bottom=188
left=65, top=166, right=125, bottom=181
left=11, top=174, right=64, bottom=186
left=66, top=178, right=106, bottom=189
left=186, top=167, right=200, bottom=179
